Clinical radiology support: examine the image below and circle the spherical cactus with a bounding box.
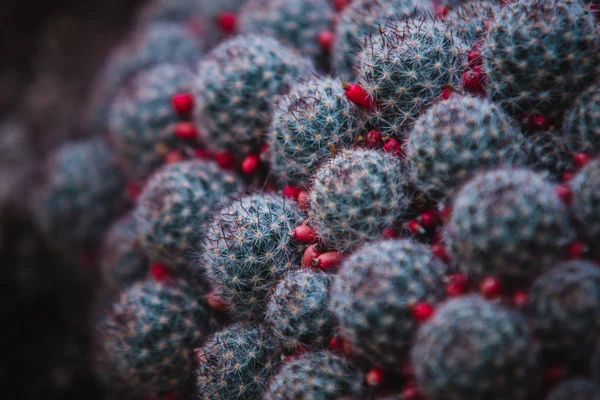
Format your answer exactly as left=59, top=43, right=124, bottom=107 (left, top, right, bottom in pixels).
left=265, top=351, right=365, bottom=400
left=333, top=0, right=432, bottom=79
left=308, top=149, right=410, bottom=251
left=563, top=80, right=600, bottom=155
left=481, top=0, right=600, bottom=117
left=135, top=160, right=243, bottom=273
left=33, top=138, right=126, bottom=251
left=87, top=23, right=202, bottom=135
left=447, top=1, right=500, bottom=46
left=197, top=323, right=282, bottom=400
left=570, top=160, right=600, bottom=256
left=268, top=76, right=362, bottom=187
left=108, top=64, right=196, bottom=184
left=547, top=380, right=600, bottom=400
left=239, top=0, right=334, bottom=61
left=99, top=214, right=149, bottom=290
left=356, top=18, right=469, bottom=137
left=266, top=270, right=335, bottom=351
left=97, top=279, right=219, bottom=397
left=524, top=130, right=576, bottom=181
left=445, top=168, right=575, bottom=280
left=530, top=260, right=600, bottom=365
left=193, top=35, right=313, bottom=159
left=329, top=239, right=447, bottom=368
left=405, top=95, right=526, bottom=201
left=200, top=194, right=304, bottom=319
left=412, top=295, right=540, bottom=400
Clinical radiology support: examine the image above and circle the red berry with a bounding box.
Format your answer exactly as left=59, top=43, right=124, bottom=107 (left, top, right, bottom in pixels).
left=365, top=368, right=385, bottom=386
left=532, top=115, right=549, bottom=130
left=480, top=277, right=503, bottom=299
left=413, top=302, right=435, bottom=322
left=419, top=211, right=438, bottom=228
left=556, top=184, right=573, bottom=206
left=436, top=5, right=449, bottom=18
left=302, top=245, right=322, bottom=268
left=318, top=30, right=335, bottom=53
left=165, top=151, right=185, bottom=164
left=342, top=340, right=354, bottom=358
left=313, top=252, right=342, bottom=270
left=284, top=186, right=302, bottom=200
left=432, top=244, right=451, bottom=264
left=298, top=190, right=310, bottom=211
left=330, top=336, right=343, bottom=352
left=383, top=137, right=404, bottom=158
left=403, top=386, right=424, bottom=400
left=562, top=172, right=575, bottom=182
left=408, top=220, right=426, bottom=235
left=439, top=206, right=453, bottom=222
left=468, top=50, right=482, bottom=66
left=175, top=123, right=199, bottom=140
left=568, top=241, right=587, bottom=259
left=334, top=0, right=351, bottom=12
left=512, top=291, right=529, bottom=308
left=383, top=228, right=398, bottom=238
left=151, top=263, right=171, bottom=282
left=365, top=130, right=383, bottom=148
left=260, top=144, right=269, bottom=154
left=241, top=154, right=260, bottom=175
left=206, top=290, right=230, bottom=312
left=446, top=273, right=468, bottom=297
left=343, top=83, right=375, bottom=111
left=574, top=153, right=592, bottom=169
left=172, top=93, right=195, bottom=116
left=463, top=66, right=486, bottom=95
left=217, top=12, right=237, bottom=34
left=215, top=152, right=236, bottom=170
left=195, top=148, right=214, bottom=159
left=293, top=224, right=318, bottom=243
left=441, top=88, right=454, bottom=100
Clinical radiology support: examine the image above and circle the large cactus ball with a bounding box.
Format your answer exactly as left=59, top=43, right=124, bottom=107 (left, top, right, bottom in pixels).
left=412, top=295, right=540, bottom=400
left=193, top=35, right=313, bottom=159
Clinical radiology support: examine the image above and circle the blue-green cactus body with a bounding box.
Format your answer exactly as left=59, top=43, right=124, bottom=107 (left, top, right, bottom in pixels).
left=547, top=380, right=600, bottom=400
left=570, top=160, right=600, bottom=257
left=563, top=81, right=600, bottom=155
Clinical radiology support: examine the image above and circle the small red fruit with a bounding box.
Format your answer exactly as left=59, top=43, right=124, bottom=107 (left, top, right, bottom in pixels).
left=562, top=172, right=575, bottom=182
left=302, top=245, right=322, bottom=268
left=480, top=277, right=503, bottom=299
left=468, top=50, right=482, bottom=66
left=365, top=368, right=385, bottom=386
left=403, top=386, right=424, bottom=400
left=241, top=154, right=260, bottom=175
left=172, top=93, right=194, bottom=116
left=365, top=130, right=383, bottom=148
left=215, top=152, right=236, bottom=170
left=432, top=244, right=451, bottom=264
left=436, top=5, right=449, bottom=18
left=293, top=224, right=318, bottom=243
left=512, top=291, right=529, bottom=308
left=195, top=148, right=214, bottom=159
left=556, top=184, right=573, bottom=206
left=412, top=302, right=435, bottom=322
left=343, top=82, right=375, bottom=111
left=463, top=66, right=486, bottom=95
left=260, top=144, right=269, bottom=154
left=408, top=220, right=426, bottom=235
left=446, top=273, right=468, bottom=297
left=334, top=0, right=351, bottom=12
left=151, top=264, right=171, bottom=282
left=419, top=211, right=438, bottom=228
left=313, top=252, right=342, bottom=269
left=318, top=30, right=335, bottom=53
left=568, top=241, right=587, bottom=259
left=206, top=290, right=230, bottom=312
left=175, top=123, right=199, bottom=140
left=383, top=228, right=398, bottom=238
left=330, top=336, right=343, bottom=352
left=298, top=190, right=310, bottom=211
left=383, top=137, right=404, bottom=158
left=284, top=186, right=302, bottom=200
left=574, top=153, right=592, bottom=169
left=441, top=88, right=454, bottom=100
left=217, top=12, right=237, bottom=34
left=532, top=115, right=549, bottom=130
left=165, top=151, right=185, bottom=164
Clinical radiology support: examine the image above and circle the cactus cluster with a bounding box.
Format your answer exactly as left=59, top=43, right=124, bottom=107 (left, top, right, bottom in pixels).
left=547, top=380, right=600, bottom=400
left=446, top=168, right=575, bottom=280
left=563, top=80, right=600, bottom=155
left=265, top=351, right=365, bottom=400
left=267, top=76, right=362, bottom=187
left=308, top=149, right=410, bottom=251
left=135, top=160, right=243, bottom=272
left=570, top=160, right=600, bottom=256
left=108, top=63, right=196, bottom=184
left=97, top=279, right=219, bottom=397
left=200, top=194, right=304, bottom=319
left=524, top=130, right=576, bottom=181
left=481, top=0, right=600, bottom=117
left=193, top=35, right=313, bottom=159
left=330, top=239, right=447, bottom=368
left=405, top=95, right=527, bottom=201
left=412, top=295, right=540, bottom=400
left=356, top=18, right=468, bottom=137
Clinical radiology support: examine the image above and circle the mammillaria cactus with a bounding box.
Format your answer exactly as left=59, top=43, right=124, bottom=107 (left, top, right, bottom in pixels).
left=266, top=270, right=335, bottom=351
left=239, top=0, right=334, bottom=61
left=412, top=295, right=540, bottom=400
left=524, top=130, right=576, bottom=181
left=445, top=168, right=575, bottom=280
left=108, top=64, right=196, bottom=184
left=197, top=323, right=282, bottom=400
left=268, top=76, right=362, bottom=187
left=547, top=380, right=600, bottom=400
left=447, top=1, right=500, bottom=46
left=530, top=260, right=600, bottom=365
left=333, top=0, right=432, bottom=78
left=97, top=279, right=219, bottom=397
left=329, top=239, right=447, bottom=368
left=308, top=149, right=410, bottom=251
left=99, top=214, right=148, bottom=290
left=405, top=95, right=526, bottom=201
left=570, top=160, right=600, bottom=256
left=193, top=35, right=313, bottom=159
left=563, top=81, right=600, bottom=155
left=355, top=18, right=468, bottom=137
left=135, top=160, right=243, bottom=273
left=200, top=194, right=304, bottom=319
left=33, top=138, right=126, bottom=251
left=481, top=0, right=600, bottom=117
left=265, top=351, right=364, bottom=400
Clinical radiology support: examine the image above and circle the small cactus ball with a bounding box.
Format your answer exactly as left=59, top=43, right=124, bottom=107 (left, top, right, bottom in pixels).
left=412, top=295, right=540, bottom=400
left=563, top=80, right=600, bottom=154
left=329, top=239, right=447, bottom=368
left=135, top=160, right=243, bottom=272
left=265, top=351, right=365, bottom=400
left=547, top=380, right=600, bottom=400
left=99, top=214, right=149, bottom=290
left=193, top=35, right=313, bottom=159
left=524, top=130, right=576, bottom=181
left=530, top=260, right=600, bottom=365
left=481, top=0, right=600, bottom=117
left=200, top=194, right=304, bottom=319
left=239, top=0, right=334, bottom=61
left=197, top=323, right=282, bottom=400
left=356, top=18, right=468, bottom=137
left=570, top=160, right=600, bottom=256
left=33, top=138, right=126, bottom=251
left=268, top=76, right=362, bottom=187
left=308, top=149, right=410, bottom=251
left=265, top=270, right=335, bottom=351
left=445, top=168, right=575, bottom=280
left=108, top=63, right=196, bottom=184
left=97, top=279, right=219, bottom=397
left=405, top=95, right=526, bottom=201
